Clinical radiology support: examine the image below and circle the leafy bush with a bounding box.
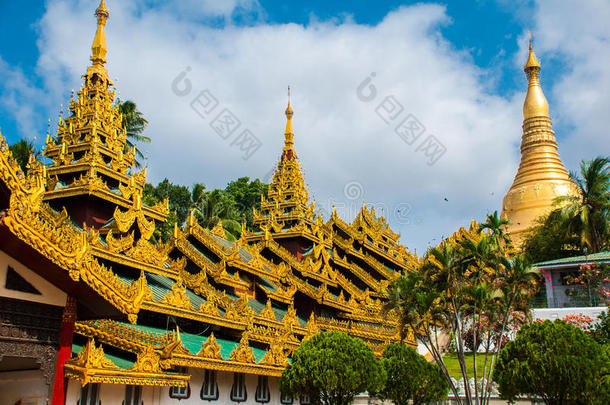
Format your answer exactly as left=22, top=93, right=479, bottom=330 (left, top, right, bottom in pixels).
left=280, top=331, right=385, bottom=405
left=494, top=320, right=610, bottom=405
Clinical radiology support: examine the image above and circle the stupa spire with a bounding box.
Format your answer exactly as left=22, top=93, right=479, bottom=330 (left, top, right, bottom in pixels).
left=284, top=86, right=294, bottom=142
left=522, top=35, right=548, bottom=119
left=282, top=86, right=296, bottom=161
left=501, top=34, right=577, bottom=245
left=87, top=0, right=111, bottom=82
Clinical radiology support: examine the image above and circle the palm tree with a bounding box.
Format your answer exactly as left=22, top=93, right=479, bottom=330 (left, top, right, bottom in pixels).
left=191, top=188, right=242, bottom=241
left=118, top=100, right=150, bottom=168
left=479, top=211, right=511, bottom=251
left=555, top=157, right=610, bottom=253
left=9, top=139, right=39, bottom=173
left=383, top=272, right=460, bottom=401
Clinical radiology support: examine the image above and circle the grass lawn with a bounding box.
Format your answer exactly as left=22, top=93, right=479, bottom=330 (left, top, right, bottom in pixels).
left=442, top=353, right=493, bottom=379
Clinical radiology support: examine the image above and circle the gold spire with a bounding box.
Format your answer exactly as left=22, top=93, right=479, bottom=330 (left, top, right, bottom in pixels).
left=284, top=86, right=294, bottom=143
left=501, top=35, right=578, bottom=245
left=87, top=0, right=110, bottom=81
left=522, top=35, right=548, bottom=119
left=282, top=86, right=296, bottom=160
left=524, top=35, right=540, bottom=69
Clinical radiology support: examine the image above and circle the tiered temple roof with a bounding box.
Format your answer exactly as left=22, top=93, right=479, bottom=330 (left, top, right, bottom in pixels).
left=0, top=0, right=418, bottom=388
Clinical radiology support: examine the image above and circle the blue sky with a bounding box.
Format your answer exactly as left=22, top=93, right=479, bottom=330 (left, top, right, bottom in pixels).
left=0, top=0, right=557, bottom=146
left=0, top=0, right=607, bottom=251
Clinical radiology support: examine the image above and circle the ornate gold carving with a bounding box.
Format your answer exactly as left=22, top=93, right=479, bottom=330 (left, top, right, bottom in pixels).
left=260, top=299, right=276, bottom=321
left=197, top=333, right=223, bottom=360
left=200, top=298, right=220, bottom=317
left=230, top=332, right=256, bottom=363
left=281, top=304, right=299, bottom=328
left=114, top=206, right=137, bottom=233
left=260, top=333, right=289, bottom=367
left=133, top=345, right=162, bottom=373
left=305, top=312, right=319, bottom=337
left=71, top=338, right=119, bottom=372
left=125, top=238, right=170, bottom=267
left=160, top=278, right=194, bottom=311
left=210, top=220, right=226, bottom=238
left=106, top=229, right=134, bottom=253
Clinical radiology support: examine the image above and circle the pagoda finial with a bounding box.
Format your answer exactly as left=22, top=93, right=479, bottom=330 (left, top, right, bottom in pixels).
left=87, top=0, right=110, bottom=81
left=524, top=33, right=540, bottom=71
left=285, top=86, right=293, bottom=137
left=281, top=86, right=296, bottom=161
left=522, top=34, right=548, bottom=119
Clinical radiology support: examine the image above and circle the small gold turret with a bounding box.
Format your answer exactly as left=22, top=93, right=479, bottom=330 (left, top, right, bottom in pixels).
left=501, top=36, right=578, bottom=245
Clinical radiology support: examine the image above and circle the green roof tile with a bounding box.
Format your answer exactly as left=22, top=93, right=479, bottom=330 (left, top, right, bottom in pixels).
left=535, top=251, right=610, bottom=267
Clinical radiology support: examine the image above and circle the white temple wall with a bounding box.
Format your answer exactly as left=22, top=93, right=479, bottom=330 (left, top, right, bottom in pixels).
left=0, top=249, right=66, bottom=307
left=65, top=369, right=288, bottom=405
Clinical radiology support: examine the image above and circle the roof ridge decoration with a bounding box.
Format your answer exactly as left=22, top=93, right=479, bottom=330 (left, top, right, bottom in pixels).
left=259, top=331, right=290, bottom=367
left=229, top=332, right=257, bottom=363
left=65, top=338, right=190, bottom=387
left=133, top=344, right=163, bottom=373
left=197, top=332, right=223, bottom=359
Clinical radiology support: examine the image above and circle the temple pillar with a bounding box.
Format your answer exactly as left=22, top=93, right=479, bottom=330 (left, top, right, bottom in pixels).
left=51, top=295, right=77, bottom=405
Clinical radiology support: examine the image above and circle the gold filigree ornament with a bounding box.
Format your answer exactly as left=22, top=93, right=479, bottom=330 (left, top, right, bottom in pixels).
left=105, top=229, right=134, bottom=253
left=125, top=271, right=155, bottom=323
left=199, top=298, right=220, bottom=317
left=229, top=332, right=256, bottom=363
left=197, top=332, right=223, bottom=360
left=133, top=344, right=162, bottom=373
left=260, top=299, right=276, bottom=321
left=260, top=333, right=289, bottom=367
left=66, top=338, right=119, bottom=386
left=160, top=278, right=194, bottom=311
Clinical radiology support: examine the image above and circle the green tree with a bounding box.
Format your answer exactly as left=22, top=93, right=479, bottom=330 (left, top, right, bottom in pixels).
left=384, top=212, right=540, bottom=405
left=118, top=100, right=150, bottom=168
left=192, top=188, right=241, bottom=240
left=224, top=177, right=268, bottom=229
left=280, top=331, right=385, bottom=405
left=555, top=156, right=610, bottom=253
left=142, top=177, right=268, bottom=242
left=494, top=320, right=610, bottom=405
left=143, top=179, right=191, bottom=242
left=594, top=311, right=610, bottom=345
left=375, top=343, right=448, bottom=405
left=9, top=139, right=39, bottom=173
left=479, top=210, right=511, bottom=250
left=521, top=210, right=581, bottom=263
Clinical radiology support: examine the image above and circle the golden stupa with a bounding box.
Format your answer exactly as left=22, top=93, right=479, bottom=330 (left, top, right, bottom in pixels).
left=501, top=38, right=579, bottom=244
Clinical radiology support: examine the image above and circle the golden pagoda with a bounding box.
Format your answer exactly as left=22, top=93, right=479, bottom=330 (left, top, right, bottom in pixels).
left=501, top=38, right=578, bottom=244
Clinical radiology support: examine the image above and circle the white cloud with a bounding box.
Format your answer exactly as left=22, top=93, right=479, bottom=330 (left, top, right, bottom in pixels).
left=529, top=0, right=610, bottom=170
left=12, top=0, right=539, bottom=251
left=0, top=57, right=48, bottom=142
